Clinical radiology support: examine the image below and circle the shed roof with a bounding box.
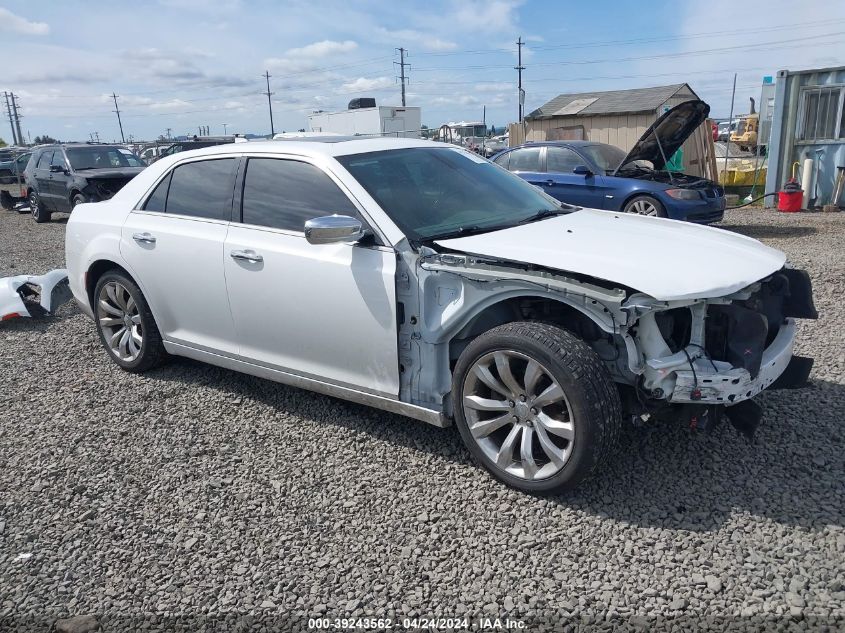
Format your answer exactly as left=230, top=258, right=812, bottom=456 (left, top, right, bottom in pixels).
left=527, top=83, right=697, bottom=119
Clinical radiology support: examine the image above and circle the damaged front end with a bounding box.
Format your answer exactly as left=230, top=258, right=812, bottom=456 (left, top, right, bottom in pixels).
left=0, top=269, right=72, bottom=320
left=625, top=267, right=817, bottom=437
left=415, top=250, right=816, bottom=439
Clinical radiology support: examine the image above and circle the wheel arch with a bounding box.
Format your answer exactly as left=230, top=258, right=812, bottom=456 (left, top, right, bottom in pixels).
left=445, top=293, right=611, bottom=367
left=618, top=189, right=665, bottom=212
left=86, top=259, right=133, bottom=311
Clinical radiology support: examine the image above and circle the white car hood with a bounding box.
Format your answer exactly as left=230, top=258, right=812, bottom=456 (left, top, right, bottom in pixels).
left=435, top=208, right=786, bottom=301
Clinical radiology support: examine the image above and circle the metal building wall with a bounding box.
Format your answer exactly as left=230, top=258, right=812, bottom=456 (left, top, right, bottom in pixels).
left=765, top=66, right=845, bottom=207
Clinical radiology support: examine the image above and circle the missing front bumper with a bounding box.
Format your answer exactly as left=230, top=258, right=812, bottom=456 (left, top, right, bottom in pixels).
left=669, top=318, right=797, bottom=404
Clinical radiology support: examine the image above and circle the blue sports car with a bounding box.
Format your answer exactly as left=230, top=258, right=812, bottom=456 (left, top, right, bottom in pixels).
left=492, top=100, right=725, bottom=224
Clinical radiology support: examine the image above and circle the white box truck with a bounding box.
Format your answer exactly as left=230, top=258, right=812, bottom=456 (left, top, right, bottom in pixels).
left=308, top=100, right=421, bottom=138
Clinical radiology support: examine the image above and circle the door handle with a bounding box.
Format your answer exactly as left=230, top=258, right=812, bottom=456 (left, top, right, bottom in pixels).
left=132, top=232, right=156, bottom=244
left=545, top=180, right=555, bottom=186
left=230, top=249, right=263, bottom=263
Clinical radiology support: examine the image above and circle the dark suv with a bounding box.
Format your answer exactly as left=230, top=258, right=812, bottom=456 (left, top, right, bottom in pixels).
left=24, top=144, right=145, bottom=222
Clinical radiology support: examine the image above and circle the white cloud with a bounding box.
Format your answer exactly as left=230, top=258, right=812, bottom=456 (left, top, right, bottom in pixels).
left=340, top=76, right=394, bottom=92
left=453, top=0, right=522, bottom=32
left=284, top=40, right=358, bottom=59
left=0, top=8, right=50, bottom=35
left=374, top=28, right=457, bottom=52
left=265, top=40, right=358, bottom=74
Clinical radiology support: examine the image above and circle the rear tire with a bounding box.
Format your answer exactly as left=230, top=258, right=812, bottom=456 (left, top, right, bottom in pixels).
left=623, top=194, right=666, bottom=218
left=93, top=270, right=168, bottom=373
left=29, top=191, right=51, bottom=223
left=452, top=321, right=622, bottom=493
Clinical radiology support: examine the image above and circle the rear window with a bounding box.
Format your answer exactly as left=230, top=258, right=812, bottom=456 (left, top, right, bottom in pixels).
left=508, top=147, right=542, bottom=172
left=144, top=159, right=236, bottom=220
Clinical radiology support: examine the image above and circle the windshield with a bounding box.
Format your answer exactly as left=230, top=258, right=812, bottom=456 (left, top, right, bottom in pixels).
left=337, top=147, right=568, bottom=241
left=66, top=147, right=144, bottom=170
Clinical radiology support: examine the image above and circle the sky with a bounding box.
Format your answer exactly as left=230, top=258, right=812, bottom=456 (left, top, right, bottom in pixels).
left=2, top=0, right=844, bottom=143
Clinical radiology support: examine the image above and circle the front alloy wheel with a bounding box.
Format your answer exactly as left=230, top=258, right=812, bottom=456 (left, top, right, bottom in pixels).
left=452, top=322, right=622, bottom=493
left=462, top=350, right=575, bottom=481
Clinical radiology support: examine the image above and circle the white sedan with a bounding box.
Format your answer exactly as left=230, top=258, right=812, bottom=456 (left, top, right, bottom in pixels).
left=65, top=137, right=816, bottom=493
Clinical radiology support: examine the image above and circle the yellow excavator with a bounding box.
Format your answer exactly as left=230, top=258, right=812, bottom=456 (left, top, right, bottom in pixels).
left=730, top=97, right=759, bottom=152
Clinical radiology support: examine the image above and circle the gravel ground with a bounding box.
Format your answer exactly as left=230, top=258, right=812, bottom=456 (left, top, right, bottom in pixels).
left=1, top=206, right=843, bottom=632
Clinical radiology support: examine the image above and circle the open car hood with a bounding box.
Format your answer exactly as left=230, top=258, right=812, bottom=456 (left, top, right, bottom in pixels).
left=613, top=99, right=710, bottom=173
left=435, top=209, right=786, bottom=301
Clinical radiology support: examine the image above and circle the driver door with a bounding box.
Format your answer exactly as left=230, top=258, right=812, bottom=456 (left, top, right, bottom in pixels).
left=223, top=156, right=399, bottom=397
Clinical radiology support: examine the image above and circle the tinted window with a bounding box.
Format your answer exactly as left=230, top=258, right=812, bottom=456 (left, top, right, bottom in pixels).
left=508, top=147, right=541, bottom=172
left=165, top=159, right=236, bottom=220
left=143, top=172, right=172, bottom=212
left=241, top=158, right=358, bottom=232
left=66, top=146, right=144, bottom=169
left=492, top=152, right=510, bottom=169
left=51, top=150, right=69, bottom=169
left=546, top=147, right=583, bottom=173
left=36, top=151, right=53, bottom=169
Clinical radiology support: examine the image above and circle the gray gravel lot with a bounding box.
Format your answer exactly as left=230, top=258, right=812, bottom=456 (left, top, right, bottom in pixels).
left=1, top=206, right=843, bottom=632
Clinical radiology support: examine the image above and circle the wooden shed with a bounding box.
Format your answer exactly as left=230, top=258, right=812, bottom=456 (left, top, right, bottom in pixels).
left=509, top=84, right=718, bottom=179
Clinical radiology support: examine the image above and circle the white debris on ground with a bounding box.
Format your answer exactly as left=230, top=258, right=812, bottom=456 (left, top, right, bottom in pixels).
left=0, top=207, right=843, bottom=630
left=0, top=269, right=71, bottom=320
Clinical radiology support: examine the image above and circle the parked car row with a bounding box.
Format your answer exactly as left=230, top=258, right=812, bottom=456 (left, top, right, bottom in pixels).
left=63, top=134, right=816, bottom=493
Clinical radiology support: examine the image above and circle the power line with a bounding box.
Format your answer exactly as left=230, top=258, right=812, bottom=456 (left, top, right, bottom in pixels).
left=394, top=47, right=409, bottom=106
left=111, top=92, right=126, bottom=143
left=263, top=70, right=275, bottom=135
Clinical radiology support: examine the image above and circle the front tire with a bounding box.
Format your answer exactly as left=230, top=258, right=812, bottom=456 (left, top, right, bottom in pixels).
left=623, top=194, right=666, bottom=218
left=29, top=191, right=51, bottom=223
left=452, top=322, right=622, bottom=493
left=71, top=193, right=87, bottom=208
left=94, top=271, right=167, bottom=372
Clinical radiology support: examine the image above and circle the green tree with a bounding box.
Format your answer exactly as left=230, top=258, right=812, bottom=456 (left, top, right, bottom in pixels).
left=0, top=137, right=7, bottom=148
left=33, top=134, right=59, bottom=144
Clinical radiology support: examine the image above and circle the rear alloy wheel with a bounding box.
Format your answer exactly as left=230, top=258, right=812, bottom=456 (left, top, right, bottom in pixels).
left=452, top=322, right=622, bottom=493
left=94, top=271, right=167, bottom=372
left=29, top=191, right=51, bottom=223
left=623, top=194, right=666, bottom=218
left=72, top=193, right=87, bottom=208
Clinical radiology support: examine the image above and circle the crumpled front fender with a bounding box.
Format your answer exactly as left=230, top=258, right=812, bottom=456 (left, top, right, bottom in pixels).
left=0, top=269, right=71, bottom=320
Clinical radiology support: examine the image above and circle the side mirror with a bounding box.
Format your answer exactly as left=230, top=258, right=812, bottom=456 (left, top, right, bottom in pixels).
left=49, top=164, right=66, bottom=173
left=304, top=215, right=364, bottom=245
left=573, top=165, right=592, bottom=176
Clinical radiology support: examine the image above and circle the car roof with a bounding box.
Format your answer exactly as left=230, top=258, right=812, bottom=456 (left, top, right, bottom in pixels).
left=175, top=136, right=439, bottom=159
left=507, top=141, right=608, bottom=149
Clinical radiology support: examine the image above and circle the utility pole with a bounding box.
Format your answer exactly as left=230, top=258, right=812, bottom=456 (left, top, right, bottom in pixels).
left=723, top=73, right=737, bottom=183
left=111, top=92, right=125, bottom=143
left=223, top=123, right=228, bottom=135
left=3, top=92, right=18, bottom=145
left=394, top=47, right=409, bottom=107
left=515, top=37, right=525, bottom=123
left=263, top=70, right=275, bottom=136
left=166, top=127, right=172, bottom=139
left=10, top=93, right=23, bottom=145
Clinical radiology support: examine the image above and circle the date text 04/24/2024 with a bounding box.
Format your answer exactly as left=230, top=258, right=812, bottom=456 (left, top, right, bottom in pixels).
left=307, top=616, right=526, bottom=630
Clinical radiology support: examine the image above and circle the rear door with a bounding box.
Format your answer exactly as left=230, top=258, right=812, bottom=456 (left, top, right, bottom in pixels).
left=504, top=147, right=545, bottom=187
left=33, top=150, right=55, bottom=209
left=544, top=146, right=610, bottom=208
left=223, top=156, right=399, bottom=396
left=120, top=157, right=239, bottom=355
